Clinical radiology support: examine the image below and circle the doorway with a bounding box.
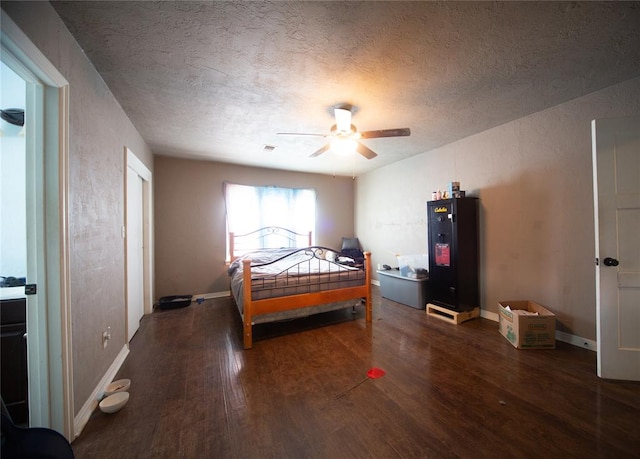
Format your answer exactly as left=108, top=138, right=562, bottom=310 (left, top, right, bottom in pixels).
left=1, top=59, right=28, bottom=425
left=1, top=17, right=73, bottom=438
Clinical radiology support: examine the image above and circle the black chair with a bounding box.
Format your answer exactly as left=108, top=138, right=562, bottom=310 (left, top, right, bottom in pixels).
left=1, top=408, right=74, bottom=459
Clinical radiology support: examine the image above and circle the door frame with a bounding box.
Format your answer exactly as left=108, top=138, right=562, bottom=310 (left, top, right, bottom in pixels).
left=125, top=147, right=153, bottom=338
left=1, top=16, right=73, bottom=438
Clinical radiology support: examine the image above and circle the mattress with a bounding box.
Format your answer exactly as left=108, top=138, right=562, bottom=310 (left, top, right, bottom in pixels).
left=228, top=247, right=366, bottom=320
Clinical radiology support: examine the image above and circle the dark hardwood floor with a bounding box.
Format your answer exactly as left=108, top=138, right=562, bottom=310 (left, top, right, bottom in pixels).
left=71, top=288, right=640, bottom=458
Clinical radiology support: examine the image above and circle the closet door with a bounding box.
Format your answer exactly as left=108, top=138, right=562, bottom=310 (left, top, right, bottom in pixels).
left=126, top=167, right=144, bottom=342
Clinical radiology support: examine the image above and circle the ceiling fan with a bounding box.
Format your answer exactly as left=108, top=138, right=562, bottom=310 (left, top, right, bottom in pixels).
left=277, top=107, right=410, bottom=159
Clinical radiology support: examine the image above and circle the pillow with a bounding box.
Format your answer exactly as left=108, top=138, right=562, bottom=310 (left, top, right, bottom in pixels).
left=341, top=237, right=360, bottom=251
left=325, top=250, right=337, bottom=262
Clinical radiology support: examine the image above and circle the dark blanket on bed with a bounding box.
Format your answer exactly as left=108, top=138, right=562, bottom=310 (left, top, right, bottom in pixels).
left=339, top=248, right=365, bottom=267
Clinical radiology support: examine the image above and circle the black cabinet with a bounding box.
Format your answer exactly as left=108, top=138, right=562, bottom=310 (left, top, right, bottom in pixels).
left=427, top=198, right=479, bottom=311
left=1, top=298, right=29, bottom=425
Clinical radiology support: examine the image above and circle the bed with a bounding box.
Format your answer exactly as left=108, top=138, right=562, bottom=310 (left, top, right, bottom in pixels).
left=228, top=227, right=372, bottom=349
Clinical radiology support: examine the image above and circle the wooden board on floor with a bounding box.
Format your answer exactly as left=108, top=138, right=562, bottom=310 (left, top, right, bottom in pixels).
left=426, top=303, right=479, bottom=325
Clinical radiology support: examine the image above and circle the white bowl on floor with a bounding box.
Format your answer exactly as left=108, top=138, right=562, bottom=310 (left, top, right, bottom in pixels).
left=104, top=378, right=131, bottom=396
left=99, top=392, right=129, bottom=414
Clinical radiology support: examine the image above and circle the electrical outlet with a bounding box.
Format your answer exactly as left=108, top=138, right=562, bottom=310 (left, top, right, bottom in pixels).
left=102, top=326, right=111, bottom=348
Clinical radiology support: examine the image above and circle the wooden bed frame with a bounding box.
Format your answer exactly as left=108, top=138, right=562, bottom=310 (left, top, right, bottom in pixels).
left=228, top=227, right=372, bottom=349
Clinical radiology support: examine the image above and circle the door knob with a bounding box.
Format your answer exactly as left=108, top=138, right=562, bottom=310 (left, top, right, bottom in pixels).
left=603, top=257, right=619, bottom=267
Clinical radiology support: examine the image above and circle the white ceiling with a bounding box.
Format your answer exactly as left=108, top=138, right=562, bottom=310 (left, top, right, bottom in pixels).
left=51, top=1, right=640, bottom=177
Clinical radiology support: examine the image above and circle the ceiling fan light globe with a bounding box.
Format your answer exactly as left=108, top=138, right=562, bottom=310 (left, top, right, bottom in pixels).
left=331, top=138, right=357, bottom=156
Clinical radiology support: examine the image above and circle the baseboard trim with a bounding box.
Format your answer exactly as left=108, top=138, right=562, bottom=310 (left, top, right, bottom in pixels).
left=480, top=309, right=499, bottom=322
left=73, top=344, right=129, bottom=438
left=192, top=291, right=231, bottom=301
left=555, top=330, right=597, bottom=352
left=371, top=284, right=597, bottom=352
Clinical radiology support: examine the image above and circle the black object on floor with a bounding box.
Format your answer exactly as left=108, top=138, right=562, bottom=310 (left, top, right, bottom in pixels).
left=1, top=413, right=74, bottom=459
left=157, top=295, right=193, bottom=310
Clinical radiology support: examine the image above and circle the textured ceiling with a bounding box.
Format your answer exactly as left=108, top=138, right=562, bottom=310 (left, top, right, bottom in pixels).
left=51, top=1, right=640, bottom=177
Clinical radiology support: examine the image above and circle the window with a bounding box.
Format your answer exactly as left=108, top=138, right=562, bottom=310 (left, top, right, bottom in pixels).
left=224, top=182, right=316, bottom=255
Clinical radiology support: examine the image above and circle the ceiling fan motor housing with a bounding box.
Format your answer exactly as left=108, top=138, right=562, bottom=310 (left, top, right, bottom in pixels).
left=330, top=124, right=359, bottom=139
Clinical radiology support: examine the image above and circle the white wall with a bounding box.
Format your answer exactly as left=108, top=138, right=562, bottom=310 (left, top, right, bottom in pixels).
left=356, top=77, right=640, bottom=341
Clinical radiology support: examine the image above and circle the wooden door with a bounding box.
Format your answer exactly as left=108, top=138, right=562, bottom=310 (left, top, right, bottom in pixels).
left=126, top=167, right=144, bottom=342
left=592, top=116, right=640, bottom=381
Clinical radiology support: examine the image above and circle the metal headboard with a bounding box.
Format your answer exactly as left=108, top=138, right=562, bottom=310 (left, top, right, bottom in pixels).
left=229, top=226, right=313, bottom=260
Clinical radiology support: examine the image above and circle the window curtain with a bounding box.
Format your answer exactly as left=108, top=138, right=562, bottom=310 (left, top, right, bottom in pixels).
left=224, top=182, right=316, bottom=249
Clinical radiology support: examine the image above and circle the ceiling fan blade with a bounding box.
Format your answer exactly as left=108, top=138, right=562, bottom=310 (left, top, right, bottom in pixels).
left=277, top=132, right=326, bottom=137
left=359, top=128, right=411, bottom=139
left=356, top=142, right=378, bottom=160
left=310, top=143, right=331, bottom=158
left=334, top=108, right=352, bottom=133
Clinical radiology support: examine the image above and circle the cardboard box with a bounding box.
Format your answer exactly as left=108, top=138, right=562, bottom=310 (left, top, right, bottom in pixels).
left=498, top=301, right=556, bottom=349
